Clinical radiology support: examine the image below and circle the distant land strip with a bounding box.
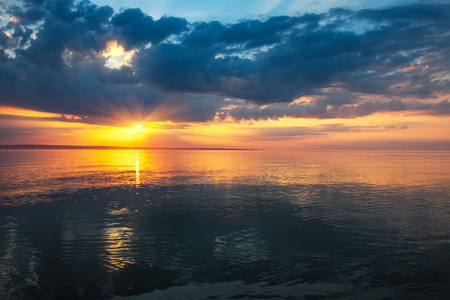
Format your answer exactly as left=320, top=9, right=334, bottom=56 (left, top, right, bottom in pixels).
left=0, top=145, right=260, bottom=151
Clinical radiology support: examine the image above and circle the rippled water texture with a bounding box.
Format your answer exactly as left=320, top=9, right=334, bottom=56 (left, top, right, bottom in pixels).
left=0, top=150, right=449, bottom=299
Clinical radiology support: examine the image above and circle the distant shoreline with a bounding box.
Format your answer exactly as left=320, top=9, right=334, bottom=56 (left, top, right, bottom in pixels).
left=0, top=145, right=259, bottom=151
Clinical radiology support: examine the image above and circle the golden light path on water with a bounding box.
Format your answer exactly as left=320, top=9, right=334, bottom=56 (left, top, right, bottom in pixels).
left=0, top=150, right=449, bottom=204
left=136, top=150, right=140, bottom=186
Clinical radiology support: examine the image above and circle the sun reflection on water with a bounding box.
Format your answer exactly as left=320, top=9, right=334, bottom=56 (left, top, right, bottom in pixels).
left=102, top=224, right=134, bottom=272
left=136, top=150, right=141, bottom=187
left=0, top=150, right=449, bottom=205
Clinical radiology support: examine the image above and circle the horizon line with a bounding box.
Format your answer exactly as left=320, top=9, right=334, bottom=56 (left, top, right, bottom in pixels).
left=0, top=145, right=448, bottom=152
left=0, top=144, right=261, bottom=151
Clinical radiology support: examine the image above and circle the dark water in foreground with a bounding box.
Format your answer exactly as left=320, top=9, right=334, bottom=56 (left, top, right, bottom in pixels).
left=0, top=150, right=449, bottom=299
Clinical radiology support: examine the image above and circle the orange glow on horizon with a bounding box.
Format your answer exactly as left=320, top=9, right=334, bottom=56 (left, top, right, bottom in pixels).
left=0, top=105, right=448, bottom=150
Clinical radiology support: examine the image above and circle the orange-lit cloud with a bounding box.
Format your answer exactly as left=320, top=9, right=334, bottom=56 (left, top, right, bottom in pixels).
left=1, top=106, right=68, bottom=118
left=2, top=31, right=12, bottom=38
left=9, top=16, right=19, bottom=23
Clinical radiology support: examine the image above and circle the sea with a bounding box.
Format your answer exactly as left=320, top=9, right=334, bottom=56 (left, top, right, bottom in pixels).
left=0, top=149, right=449, bottom=299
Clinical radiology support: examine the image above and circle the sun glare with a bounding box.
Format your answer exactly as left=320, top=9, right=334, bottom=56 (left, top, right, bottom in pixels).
left=102, top=40, right=135, bottom=68
left=135, top=124, right=142, bottom=128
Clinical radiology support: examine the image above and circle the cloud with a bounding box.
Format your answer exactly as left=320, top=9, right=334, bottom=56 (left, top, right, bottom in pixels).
left=134, top=2, right=450, bottom=104
left=184, top=14, right=322, bottom=49
left=111, top=8, right=188, bottom=50
left=0, top=0, right=449, bottom=125
left=217, top=97, right=450, bottom=120
left=235, top=122, right=410, bottom=142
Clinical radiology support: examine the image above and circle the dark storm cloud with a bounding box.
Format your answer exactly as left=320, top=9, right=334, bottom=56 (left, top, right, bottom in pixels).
left=0, top=58, right=151, bottom=122
left=14, top=0, right=115, bottom=70
left=134, top=2, right=450, bottom=105
left=0, top=0, right=205, bottom=124
left=0, top=49, right=8, bottom=63
left=218, top=98, right=449, bottom=120
left=111, top=8, right=188, bottom=49
left=0, top=31, right=13, bottom=48
left=183, top=13, right=322, bottom=49
left=0, top=55, right=226, bottom=124
left=6, top=0, right=47, bottom=26
left=0, top=0, right=449, bottom=124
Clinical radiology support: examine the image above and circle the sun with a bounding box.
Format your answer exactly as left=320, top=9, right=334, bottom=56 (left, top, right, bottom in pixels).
left=135, top=124, right=142, bottom=128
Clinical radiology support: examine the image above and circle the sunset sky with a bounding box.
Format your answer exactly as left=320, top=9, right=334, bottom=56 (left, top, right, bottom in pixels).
left=0, top=0, right=449, bottom=149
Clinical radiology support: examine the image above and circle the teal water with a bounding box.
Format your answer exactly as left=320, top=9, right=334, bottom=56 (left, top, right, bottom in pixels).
left=0, top=150, right=449, bottom=299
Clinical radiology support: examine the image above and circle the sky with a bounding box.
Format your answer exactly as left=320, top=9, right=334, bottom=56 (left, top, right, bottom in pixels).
left=0, top=0, right=449, bottom=150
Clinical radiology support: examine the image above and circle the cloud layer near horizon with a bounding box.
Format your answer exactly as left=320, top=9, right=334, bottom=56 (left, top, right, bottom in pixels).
left=1, top=0, right=449, bottom=125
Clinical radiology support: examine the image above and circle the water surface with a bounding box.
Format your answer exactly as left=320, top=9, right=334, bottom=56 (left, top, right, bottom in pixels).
left=0, top=150, right=449, bottom=299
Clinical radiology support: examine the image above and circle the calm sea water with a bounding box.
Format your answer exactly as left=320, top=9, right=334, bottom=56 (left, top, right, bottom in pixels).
left=0, top=149, right=449, bottom=299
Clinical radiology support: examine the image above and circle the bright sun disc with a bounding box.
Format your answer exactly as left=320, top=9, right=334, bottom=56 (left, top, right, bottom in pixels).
left=135, top=124, right=142, bottom=128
